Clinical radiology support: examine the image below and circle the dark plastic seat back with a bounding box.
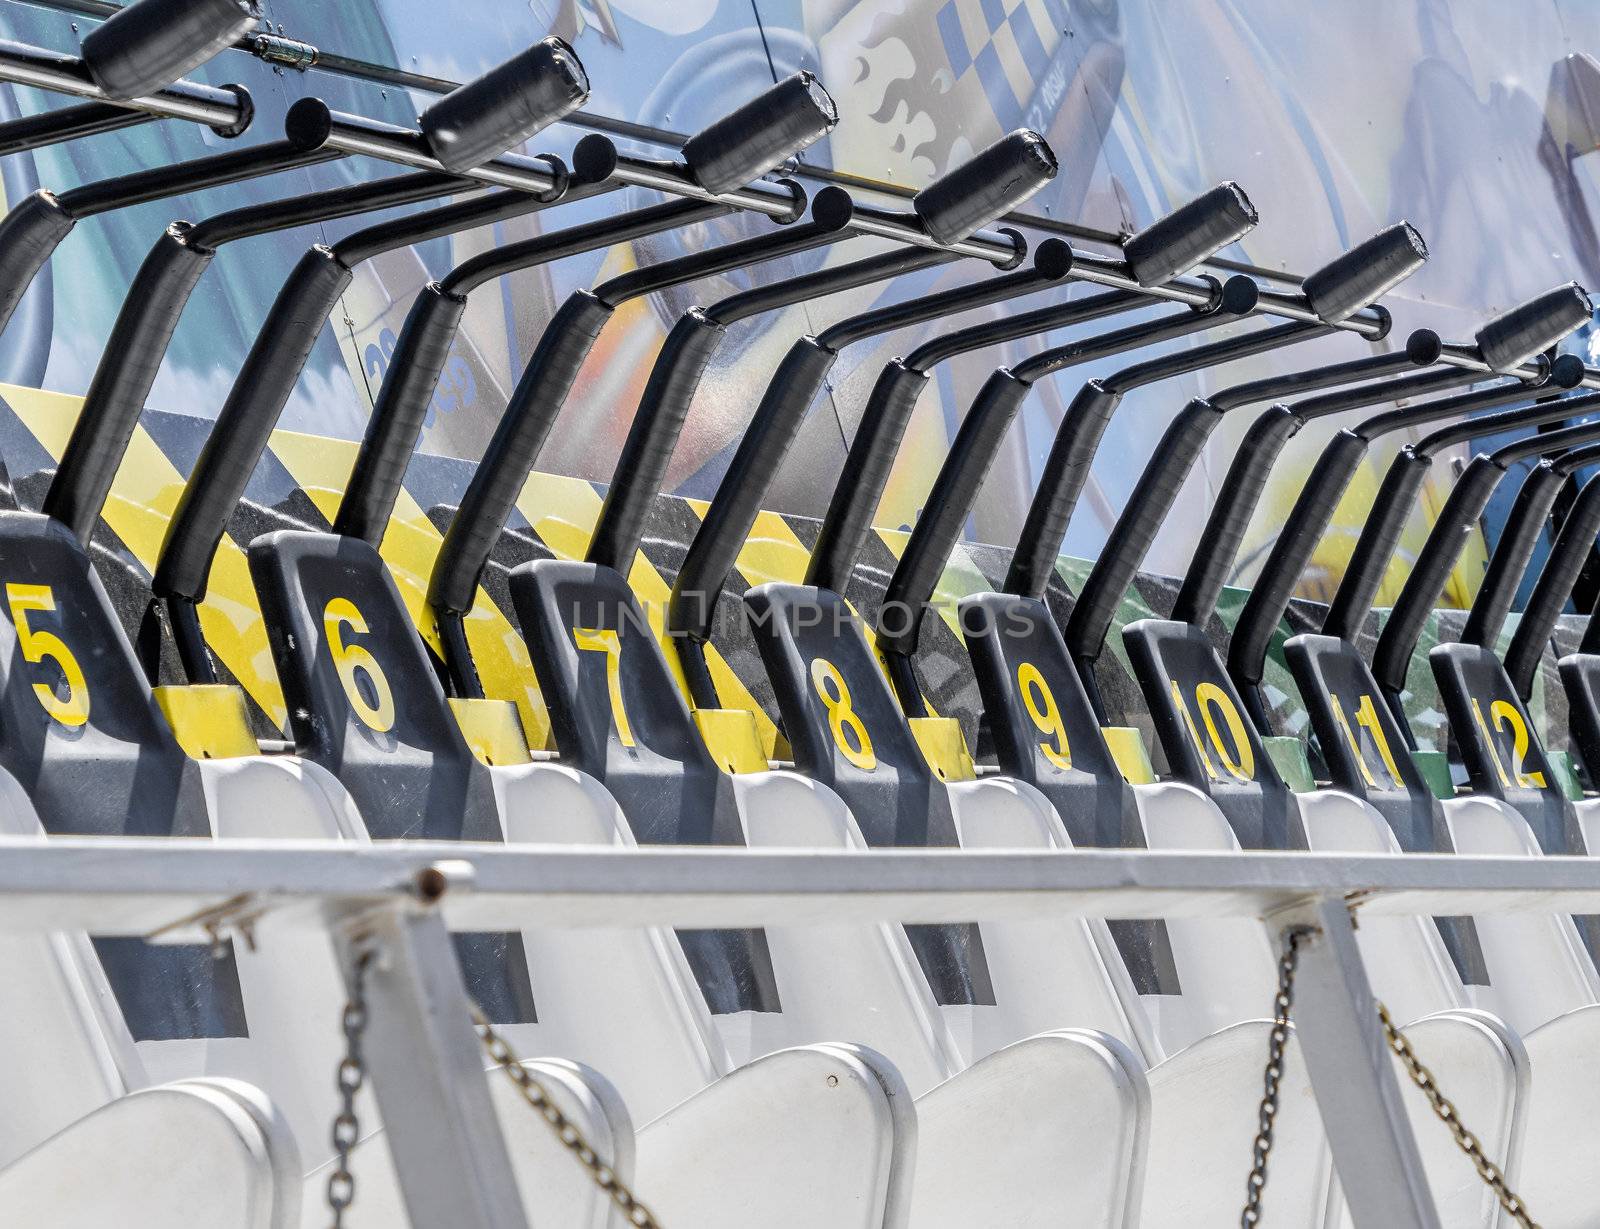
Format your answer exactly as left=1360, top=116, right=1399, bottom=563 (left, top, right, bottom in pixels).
left=1559, top=652, right=1600, bottom=788
left=248, top=529, right=538, bottom=1023
left=1286, top=632, right=1488, bottom=985
left=1430, top=641, right=1582, bottom=856
left=960, top=590, right=1178, bottom=995
left=0, top=512, right=241, bottom=1040
left=1122, top=617, right=1294, bottom=849
left=508, top=558, right=780, bottom=1015
left=742, top=581, right=995, bottom=1007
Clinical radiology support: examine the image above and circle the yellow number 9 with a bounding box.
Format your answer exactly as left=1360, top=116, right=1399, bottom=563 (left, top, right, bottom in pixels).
left=1016, top=661, right=1071, bottom=770
left=6, top=583, right=89, bottom=727
left=324, top=597, right=396, bottom=733
left=810, top=657, right=876, bottom=770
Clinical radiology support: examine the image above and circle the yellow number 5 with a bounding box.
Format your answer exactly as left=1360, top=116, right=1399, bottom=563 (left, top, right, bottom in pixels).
left=574, top=627, right=634, bottom=747
left=324, top=598, right=395, bottom=733
left=1017, top=661, right=1071, bottom=770
left=6, top=583, right=89, bottom=727
left=810, top=657, right=876, bottom=770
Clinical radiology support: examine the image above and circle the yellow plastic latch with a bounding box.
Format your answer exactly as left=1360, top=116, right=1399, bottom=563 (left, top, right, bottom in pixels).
left=448, top=698, right=532, bottom=766
left=694, top=708, right=768, bottom=774
left=1101, top=726, right=1156, bottom=785
left=153, top=684, right=259, bottom=760
left=909, top=716, right=976, bottom=782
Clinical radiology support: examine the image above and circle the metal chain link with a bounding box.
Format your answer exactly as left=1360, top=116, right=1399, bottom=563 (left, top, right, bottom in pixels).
left=327, top=948, right=372, bottom=1229
left=469, top=1002, right=662, bottom=1229
left=1377, top=1001, right=1540, bottom=1228
left=1241, top=923, right=1315, bottom=1227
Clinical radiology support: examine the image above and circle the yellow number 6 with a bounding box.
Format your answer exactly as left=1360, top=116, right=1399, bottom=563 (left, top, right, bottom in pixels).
left=6, top=583, right=89, bottom=727
left=324, top=597, right=396, bottom=733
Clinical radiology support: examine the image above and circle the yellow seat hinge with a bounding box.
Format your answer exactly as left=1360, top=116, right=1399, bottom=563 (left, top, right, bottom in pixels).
left=694, top=708, right=769, bottom=774
left=153, top=684, right=259, bottom=760
left=1101, top=726, right=1156, bottom=785
left=448, top=698, right=532, bottom=766
left=909, top=716, right=976, bottom=782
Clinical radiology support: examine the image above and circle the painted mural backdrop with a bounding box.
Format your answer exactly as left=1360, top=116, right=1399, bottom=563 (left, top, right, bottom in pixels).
left=1, top=0, right=1599, bottom=761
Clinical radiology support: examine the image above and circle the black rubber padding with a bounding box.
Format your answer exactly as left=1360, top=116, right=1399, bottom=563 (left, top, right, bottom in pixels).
left=154, top=246, right=353, bottom=602
left=1507, top=473, right=1600, bottom=696
left=682, top=71, right=837, bottom=195
left=668, top=338, right=838, bottom=642
left=912, top=129, right=1057, bottom=246
left=1302, top=221, right=1427, bottom=324
left=1462, top=460, right=1564, bottom=648
left=1475, top=282, right=1593, bottom=372
left=419, top=37, right=589, bottom=173
left=429, top=291, right=614, bottom=618
left=586, top=310, right=726, bottom=573
left=806, top=360, right=931, bottom=593
left=1173, top=405, right=1300, bottom=625
left=81, top=0, right=257, bottom=100
left=1319, top=446, right=1431, bottom=642
left=1230, top=430, right=1376, bottom=683
left=334, top=284, right=468, bottom=544
left=570, top=133, right=619, bottom=185
left=1068, top=398, right=1224, bottom=662
left=1123, top=181, right=1257, bottom=287
left=0, top=193, right=76, bottom=342
left=878, top=370, right=1033, bottom=655
left=1374, top=456, right=1506, bottom=695
left=1001, top=381, right=1119, bottom=598
left=45, top=224, right=213, bottom=543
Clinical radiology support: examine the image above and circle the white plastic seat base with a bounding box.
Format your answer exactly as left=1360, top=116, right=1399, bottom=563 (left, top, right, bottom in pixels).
left=0, top=1077, right=300, bottom=1229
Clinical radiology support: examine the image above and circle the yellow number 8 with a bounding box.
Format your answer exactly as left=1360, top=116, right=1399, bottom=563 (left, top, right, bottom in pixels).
left=810, top=657, right=876, bottom=770
left=324, top=597, right=396, bottom=733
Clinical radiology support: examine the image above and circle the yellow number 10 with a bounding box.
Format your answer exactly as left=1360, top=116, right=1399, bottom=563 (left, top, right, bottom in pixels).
left=1168, top=678, right=1255, bottom=781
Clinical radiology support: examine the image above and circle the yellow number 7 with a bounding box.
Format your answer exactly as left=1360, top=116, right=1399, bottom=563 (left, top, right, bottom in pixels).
left=574, top=627, right=635, bottom=747
left=6, top=583, right=89, bottom=727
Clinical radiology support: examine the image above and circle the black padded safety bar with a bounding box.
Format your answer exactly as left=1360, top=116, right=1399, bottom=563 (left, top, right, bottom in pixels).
left=150, top=165, right=616, bottom=671
left=43, top=168, right=469, bottom=543
left=1172, top=330, right=1464, bottom=626
left=78, top=0, right=256, bottom=100
left=1506, top=453, right=1600, bottom=696
left=1372, top=403, right=1600, bottom=699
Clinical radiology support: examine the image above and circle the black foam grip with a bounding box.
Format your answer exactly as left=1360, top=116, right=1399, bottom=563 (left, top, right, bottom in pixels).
left=1123, top=182, right=1257, bottom=286
left=668, top=339, right=838, bottom=642
left=1172, top=405, right=1300, bottom=625
left=879, top=370, right=1032, bottom=654
left=1068, top=399, right=1224, bottom=661
left=81, top=0, right=256, bottom=100
left=44, top=224, right=214, bottom=543
left=429, top=290, right=613, bottom=615
left=419, top=37, right=588, bottom=173
left=333, top=284, right=467, bottom=544
left=682, top=72, right=837, bottom=195
left=154, top=246, right=353, bottom=602
left=1475, top=283, right=1593, bottom=373
left=806, top=360, right=931, bottom=592
left=1462, top=461, right=1564, bottom=648
left=0, top=192, right=76, bottom=340
left=1301, top=222, right=1428, bottom=324
left=912, top=130, right=1057, bottom=246
left=588, top=310, right=726, bottom=573
left=1321, top=449, right=1431, bottom=642
left=1230, top=430, right=1372, bottom=685
left=1003, top=380, right=1120, bottom=598
left=1508, top=475, right=1600, bottom=695
left=1373, top=457, right=1505, bottom=694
